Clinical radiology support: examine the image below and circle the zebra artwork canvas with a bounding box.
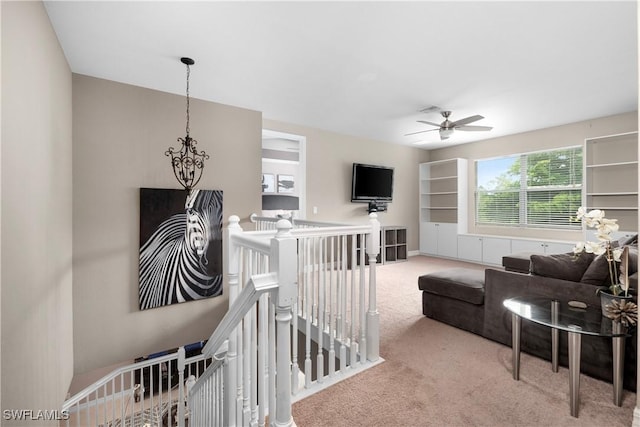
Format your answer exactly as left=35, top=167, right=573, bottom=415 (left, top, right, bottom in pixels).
left=138, top=188, right=223, bottom=310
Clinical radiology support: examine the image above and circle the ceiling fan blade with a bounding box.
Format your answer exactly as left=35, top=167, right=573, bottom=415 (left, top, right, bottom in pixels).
left=451, top=115, right=484, bottom=126
left=404, top=129, right=438, bottom=136
left=455, top=125, right=493, bottom=131
left=416, top=120, right=442, bottom=127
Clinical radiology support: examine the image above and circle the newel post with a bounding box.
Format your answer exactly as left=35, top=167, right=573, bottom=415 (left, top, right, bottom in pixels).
left=177, top=346, right=186, bottom=427
left=270, top=219, right=297, bottom=427
left=366, top=213, right=380, bottom=361
left=226, top=215, right=243, bottom=427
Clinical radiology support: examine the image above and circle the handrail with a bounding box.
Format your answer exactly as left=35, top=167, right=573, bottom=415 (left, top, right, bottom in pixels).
left=291, top=224, right=372, bottom=238
left=231, top=232, right=272, bottom=255
left=187, top=355, right=225, bottom=398
left=202, top=272, right=279, bottom=357
left=250, top=213, right=346, bottom=228
left=62, top=350, right=208, bottom=411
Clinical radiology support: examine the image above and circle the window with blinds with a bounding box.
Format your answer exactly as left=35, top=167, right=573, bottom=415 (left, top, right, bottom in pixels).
left=476, top=147, right=583, bottom=229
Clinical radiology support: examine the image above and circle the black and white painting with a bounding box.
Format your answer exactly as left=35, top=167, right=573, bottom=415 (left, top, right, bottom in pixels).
left=139, top=188, right=223, bottom=310
left=277, top=174, right=295, bottom=193
left=262, top=173, right=275, bottom=193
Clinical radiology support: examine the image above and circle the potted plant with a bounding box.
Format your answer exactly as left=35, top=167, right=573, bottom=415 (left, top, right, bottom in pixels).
left=573, top=207, right=633, bottom=314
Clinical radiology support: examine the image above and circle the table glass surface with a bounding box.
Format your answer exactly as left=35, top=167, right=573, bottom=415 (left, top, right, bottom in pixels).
left=503, top=296, right=630, bottom=337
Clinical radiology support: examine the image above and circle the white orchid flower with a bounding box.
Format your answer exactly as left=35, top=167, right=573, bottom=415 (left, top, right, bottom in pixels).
left=585, top=241, right=606, bottom=255
left=575, top=208, right=625, bottom=292
left=597, top=218, right=619, bottom=236
left=583, top=209, right=605, bottom=227
left=612, top=247, right=623, bottom=263
left=585, top=209, right=605, bottom=220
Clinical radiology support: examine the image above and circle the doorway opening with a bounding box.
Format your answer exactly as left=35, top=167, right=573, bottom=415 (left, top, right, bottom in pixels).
left=261, top=130, right=306, bottom=219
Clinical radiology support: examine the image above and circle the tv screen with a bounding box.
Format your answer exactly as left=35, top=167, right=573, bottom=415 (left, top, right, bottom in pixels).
left=351, top=163, right=394, bottom=202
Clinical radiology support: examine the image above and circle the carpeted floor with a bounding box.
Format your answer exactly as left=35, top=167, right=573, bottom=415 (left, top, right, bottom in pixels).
left=292, top=255, right=637, bottom=426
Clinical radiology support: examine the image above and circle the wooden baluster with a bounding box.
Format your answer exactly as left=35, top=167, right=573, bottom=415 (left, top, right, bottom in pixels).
left=350, top=233, right=358, bottom=368
left=177, top=346, right=186, bottom=427
left=359, top=232, right=367, bottom=364
left=339, top=234, right=347, bottom=371
left=317, top=236, right=325, bottom=384
left=304, top=237, right=312, bottom=389
left=328, top=236, right=336, bottom=377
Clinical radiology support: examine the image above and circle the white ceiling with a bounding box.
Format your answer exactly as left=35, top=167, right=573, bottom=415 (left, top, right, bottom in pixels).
left=44, top=1, right=638, bottom=149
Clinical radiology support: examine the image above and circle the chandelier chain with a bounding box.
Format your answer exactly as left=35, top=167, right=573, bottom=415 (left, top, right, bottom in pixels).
left=185, top=63, right=191, bottom=136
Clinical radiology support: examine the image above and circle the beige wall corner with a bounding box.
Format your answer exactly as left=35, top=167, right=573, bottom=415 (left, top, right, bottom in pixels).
left=1, top=0, right=74, bottom=419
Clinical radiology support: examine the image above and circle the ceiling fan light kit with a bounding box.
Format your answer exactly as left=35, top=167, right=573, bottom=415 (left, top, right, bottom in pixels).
left=406, top=110, right=493, bottom=141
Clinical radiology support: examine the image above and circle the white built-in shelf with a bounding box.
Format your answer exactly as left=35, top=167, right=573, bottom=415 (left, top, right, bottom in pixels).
left=585, top=131, right=638, bottom=233
left=423, top=175, right=458, bottom=181
left=424, top=191, right=458, bottom=195
left=585, top=206, right=639, bottom=210
left=587, top=192, right=638, bottom=196
left=586, top=161, right=638, bottom=168
left=419, top=159, right=468, bottom=257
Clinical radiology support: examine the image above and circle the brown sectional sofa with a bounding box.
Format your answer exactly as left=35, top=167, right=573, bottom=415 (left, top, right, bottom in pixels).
left=419, top=242, right=638, bottom=391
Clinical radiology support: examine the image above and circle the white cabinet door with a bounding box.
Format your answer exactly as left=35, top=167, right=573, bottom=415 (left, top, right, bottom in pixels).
left=545, top=242, right=574, bottom=254
left=420, top=222, right=438, bottom=255
left=482, top=237, right=512, bottom=265
left=511, top=239, right=546, bottom=254
left=457, top=235, right=483, bottom=262
left=437, top=223, right=458, bottom=258
left=420, top=222, right=457, bottom=258
left=511, top=239, right=573, bottom=255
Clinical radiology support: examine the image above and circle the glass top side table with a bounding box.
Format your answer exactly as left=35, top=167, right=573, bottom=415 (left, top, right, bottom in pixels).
left=503, top=296, right=630, bottom=418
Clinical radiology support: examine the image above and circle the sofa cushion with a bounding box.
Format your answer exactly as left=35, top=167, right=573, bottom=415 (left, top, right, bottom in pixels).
left=530, top=252, right=593, bottom=282
left=418, top=268, right=485, bottom=305
left=579, top=244, right=639, bottom=287
left=581, top=253, right=612, bottom=286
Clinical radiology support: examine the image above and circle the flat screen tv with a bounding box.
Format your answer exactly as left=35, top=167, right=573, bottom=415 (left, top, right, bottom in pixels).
left=351, top=163, right=394, bottom=203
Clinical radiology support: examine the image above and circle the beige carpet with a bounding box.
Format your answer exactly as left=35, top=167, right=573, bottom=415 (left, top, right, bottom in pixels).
left=292, top=256, right=637, bottom=427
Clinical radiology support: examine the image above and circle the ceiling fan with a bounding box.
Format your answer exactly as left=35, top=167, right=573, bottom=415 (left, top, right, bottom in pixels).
left=405, top=110, right=493, bottom=140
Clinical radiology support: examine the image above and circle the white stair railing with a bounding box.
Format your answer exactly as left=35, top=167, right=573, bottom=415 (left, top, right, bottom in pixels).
left=61, top=346, right=213, bottom=427
left=189, top=271, right=281, bottom=426
left=290, top=213, right=381, bottom=398
left=250, top=213, right=345, bottom=231
left=188, top=216, right=299, bottom=427
left=61, top=213, right=381, bottom=427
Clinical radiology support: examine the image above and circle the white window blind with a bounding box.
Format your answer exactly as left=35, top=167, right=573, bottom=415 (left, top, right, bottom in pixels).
left=476, top=147, right=582, bottom=229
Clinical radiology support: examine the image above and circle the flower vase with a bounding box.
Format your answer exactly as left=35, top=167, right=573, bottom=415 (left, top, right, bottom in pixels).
left=600, top=291, right=634, bottom=317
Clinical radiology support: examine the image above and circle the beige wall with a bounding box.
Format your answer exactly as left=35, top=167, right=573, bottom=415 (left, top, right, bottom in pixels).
left=1, top=1, right=74, bottom=421
left=264, top=119, right=430, bottom=251
left=429, top=111, right=638, bottom=241
left=72, top=75, right=262, bottom=373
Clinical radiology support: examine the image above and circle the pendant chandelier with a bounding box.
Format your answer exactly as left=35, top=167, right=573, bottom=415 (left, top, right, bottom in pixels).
left=165, top=57, right=210, bottom=192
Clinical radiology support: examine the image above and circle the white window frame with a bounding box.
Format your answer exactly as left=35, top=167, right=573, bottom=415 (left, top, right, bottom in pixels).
left=475, top=146, right=583, bottom=230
